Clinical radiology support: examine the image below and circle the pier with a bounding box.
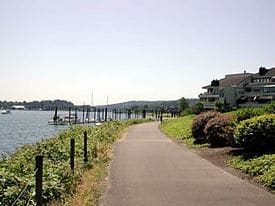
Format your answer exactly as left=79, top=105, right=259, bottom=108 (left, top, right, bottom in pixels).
left=49, top=106, right=180, bottom=125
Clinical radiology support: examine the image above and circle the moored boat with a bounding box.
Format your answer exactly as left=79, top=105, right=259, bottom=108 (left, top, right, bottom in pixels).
left=85, top=117, right=96, bottom=123
left=63, top=114, right=81, bottom=124
left=1, top=110, right=11, bottom=114
left=48, top=117, right=65, bottom=125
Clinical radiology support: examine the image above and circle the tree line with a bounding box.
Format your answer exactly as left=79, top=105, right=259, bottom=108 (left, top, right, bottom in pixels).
left=0, top=100, right=74, bottom=110
left=0, top=98, right=200, bottom=112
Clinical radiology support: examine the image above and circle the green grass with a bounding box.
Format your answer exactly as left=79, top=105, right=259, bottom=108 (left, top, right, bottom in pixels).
left=160, top=115, right=209, bottom=148
left=160, top=115, right=195, bottom=138
left=224, top=110, right=239, bottom=115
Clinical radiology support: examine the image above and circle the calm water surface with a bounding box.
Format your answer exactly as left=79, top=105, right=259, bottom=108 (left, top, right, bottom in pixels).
left=0, top=110, right=149, bottom=156
left=0, top=110, right=70, bottom=156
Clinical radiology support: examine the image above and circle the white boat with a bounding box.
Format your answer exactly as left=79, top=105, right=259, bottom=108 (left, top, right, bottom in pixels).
left=63, top=115, right=81, bottom=124
left=95, top=122, right=102, bottom=126
left=48, top=116, right=65, bottom=125
left=48, top=115, right=81, bottom=125
left=1, top=110, right=11, bottom=114
left=85, top=117, right=96, bottom=123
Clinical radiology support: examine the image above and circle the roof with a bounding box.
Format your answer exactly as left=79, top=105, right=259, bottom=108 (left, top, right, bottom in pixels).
left=219, top=73, right=251, bottom=87
left=202, top=73, right=252, bottom=89
left=253, top=67, right=275, bottom=78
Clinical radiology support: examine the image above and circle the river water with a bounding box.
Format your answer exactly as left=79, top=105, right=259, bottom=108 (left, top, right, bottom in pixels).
left=0, top=110, right=71, bottom=156
left=0, top=110, right=149, bottom=156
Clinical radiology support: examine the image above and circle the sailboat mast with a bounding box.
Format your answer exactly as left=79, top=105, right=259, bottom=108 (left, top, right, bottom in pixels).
left=91, top=92, right=94, bottom=107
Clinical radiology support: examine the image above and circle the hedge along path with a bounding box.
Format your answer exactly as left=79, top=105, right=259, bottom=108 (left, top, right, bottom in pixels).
left=100, top=122, right=275, bottom=206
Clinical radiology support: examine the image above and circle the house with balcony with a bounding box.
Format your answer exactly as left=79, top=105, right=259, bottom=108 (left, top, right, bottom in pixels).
left=199, top=67, right=275, bottom=110
left=238, top=67, right=275, bottom=107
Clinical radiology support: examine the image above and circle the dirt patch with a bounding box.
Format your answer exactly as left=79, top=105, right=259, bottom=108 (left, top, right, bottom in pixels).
left=192, top=146, right=273, bottom=193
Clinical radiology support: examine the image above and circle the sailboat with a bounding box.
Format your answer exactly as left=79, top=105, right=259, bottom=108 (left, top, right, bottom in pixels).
left=63, top=108, right=81, bottom=124
left=48, top=107, right=64, bottom=125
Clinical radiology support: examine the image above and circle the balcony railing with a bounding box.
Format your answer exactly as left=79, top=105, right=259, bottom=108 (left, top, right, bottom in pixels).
left=243, top=92, right=275, bottom=97
left=201, top=102, right=215, bottom=109
left=199, top=93, right=219, bottom=98
left=238, top=103, right=269, bottom=108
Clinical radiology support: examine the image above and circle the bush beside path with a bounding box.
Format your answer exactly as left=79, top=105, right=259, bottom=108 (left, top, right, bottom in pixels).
left=160, top=113, right=275, bottom=192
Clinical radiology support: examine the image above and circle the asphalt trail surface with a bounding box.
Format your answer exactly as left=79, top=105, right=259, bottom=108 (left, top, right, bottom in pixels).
left=100, top=122, right=275, bottom=206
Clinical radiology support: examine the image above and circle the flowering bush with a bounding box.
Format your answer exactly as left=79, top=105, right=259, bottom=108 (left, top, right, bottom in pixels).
left=204, top=114, right=234, bottom=147
left=191, top=111, right=220, bottom=142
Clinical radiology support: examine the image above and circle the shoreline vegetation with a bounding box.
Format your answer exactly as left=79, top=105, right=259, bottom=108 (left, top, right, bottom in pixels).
left=160, top=113, right=275, bottom=193
left=0, top=118, right=154, bottom=205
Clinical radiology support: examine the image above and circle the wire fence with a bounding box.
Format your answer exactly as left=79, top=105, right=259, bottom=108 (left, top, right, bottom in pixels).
left=11, top=169, right=38, bottom=206
left=6, top=130, right=97, bottom=206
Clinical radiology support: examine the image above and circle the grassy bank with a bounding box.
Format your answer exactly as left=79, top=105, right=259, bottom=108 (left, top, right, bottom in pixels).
left=0, top=119, right=153, bottom=205
left=160, top=115, right=209, bottom=148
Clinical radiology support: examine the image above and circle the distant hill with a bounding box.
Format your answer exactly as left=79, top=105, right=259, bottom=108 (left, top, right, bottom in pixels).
left=0, top=98, right=199, bottom=111
left=97, top=99, right=199, bottom=111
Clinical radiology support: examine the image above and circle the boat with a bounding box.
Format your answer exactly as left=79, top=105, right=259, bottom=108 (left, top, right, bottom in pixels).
left=48, top=107, right=64, bottom=125
left=95, top=122, right=102, bottom=126
left=85, top=117, right=96, bottom=123
left=1, top=110, right=11, bottom=114
left=48, top=116, right=65, bottom=125
left=48, top=115, right=81, bottom=125
left=63, top=114, right=81, bottom=124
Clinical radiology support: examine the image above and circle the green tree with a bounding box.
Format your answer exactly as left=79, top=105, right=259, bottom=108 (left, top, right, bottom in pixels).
left=178, top=97, right=189, bottom=113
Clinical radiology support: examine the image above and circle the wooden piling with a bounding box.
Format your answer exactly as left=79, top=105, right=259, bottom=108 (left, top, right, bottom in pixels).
left=69, top=107, right=71, bottom=124
left=105, top=108, right=108, bottom=121
left=82, top=106, right=85, bottom=124
left=74, top=108, right=77, bottom=124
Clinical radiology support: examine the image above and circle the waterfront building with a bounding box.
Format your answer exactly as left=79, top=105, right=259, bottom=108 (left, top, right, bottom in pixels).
left=199, top=67, right=275, bottom=110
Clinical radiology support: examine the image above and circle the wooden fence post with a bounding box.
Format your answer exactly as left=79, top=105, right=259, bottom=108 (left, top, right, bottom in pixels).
left=70, top=138, right=75, bottom=171
left=84, top=131, right=88, bottom=162
left=35, top=155, right=43, bottom=206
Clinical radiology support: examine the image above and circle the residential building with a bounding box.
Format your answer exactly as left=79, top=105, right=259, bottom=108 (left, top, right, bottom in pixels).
left=12, top=105, right=26, bottom=110
left=199, top=67, right=275, bottom=110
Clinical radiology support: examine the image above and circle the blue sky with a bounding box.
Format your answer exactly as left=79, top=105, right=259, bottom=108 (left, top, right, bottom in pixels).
left=0, top=0, right=275, bottom=105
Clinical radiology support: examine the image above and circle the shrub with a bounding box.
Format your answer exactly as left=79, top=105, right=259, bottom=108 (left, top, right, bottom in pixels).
left=181, top=108, right=192, bottom=116
left=214, top=100, right=224, bottom=112
left=234, top=114, right=275, bottom=150
left=204, top=114, right=234, bottom=147
left=191, top=111, right=220, bottom=142
left=191, top=102, right=204, bottom=115
left=264, top=101, right=275, bottom=114
left=234, top=108, right=265, bottom=123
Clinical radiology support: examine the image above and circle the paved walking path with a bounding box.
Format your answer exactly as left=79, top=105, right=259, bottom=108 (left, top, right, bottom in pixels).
left=100, top=122, right=275, bottom=206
